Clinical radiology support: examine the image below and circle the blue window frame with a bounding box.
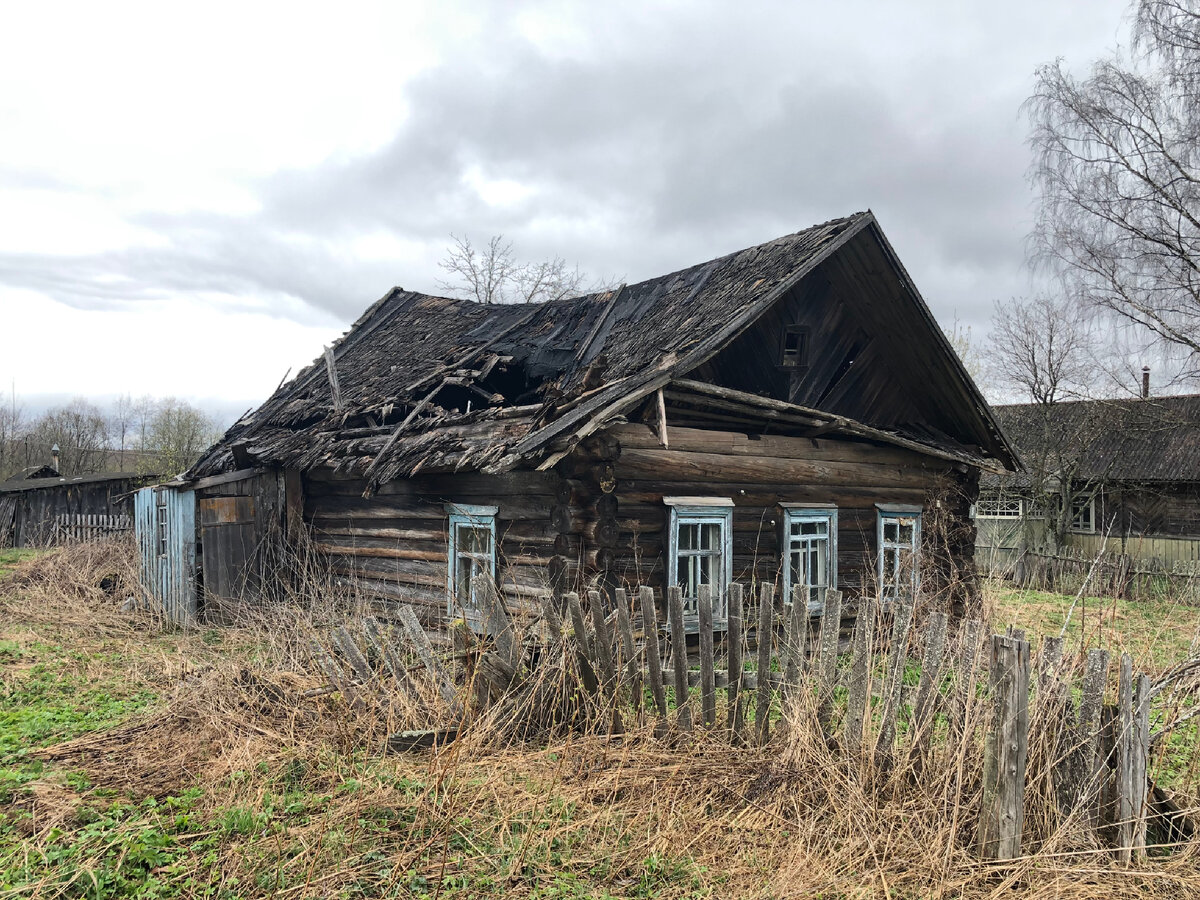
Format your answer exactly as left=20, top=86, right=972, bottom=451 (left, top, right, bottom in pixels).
left=781, top=505, right=837, bottom=614
left=446, top=503, right=497, bottom=622
left=876, top=504, right=921, bottom=603
left=665, top=497, right=733, bottom=628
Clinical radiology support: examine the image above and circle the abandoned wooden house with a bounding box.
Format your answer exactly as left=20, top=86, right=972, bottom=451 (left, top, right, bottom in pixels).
left=138, top=211, right=1016, bottom=628
left=977, top=392, right=1200, bottom=568
left=0, top=468, right=154, bottom=548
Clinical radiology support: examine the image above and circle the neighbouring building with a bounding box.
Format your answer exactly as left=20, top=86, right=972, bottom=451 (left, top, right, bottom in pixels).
left=976, top=393, right=1200, bottom=570
left=0, top=467, right=155, bottom=548
left=137, top=211, right=1016, bottom=628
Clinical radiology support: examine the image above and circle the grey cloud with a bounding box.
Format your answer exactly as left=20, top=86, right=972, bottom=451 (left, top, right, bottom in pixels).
left=0, top=0, right=1126, bottom=337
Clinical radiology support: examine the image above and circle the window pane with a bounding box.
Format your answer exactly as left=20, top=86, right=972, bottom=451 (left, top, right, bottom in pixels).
left=883, top=520, right=898, bottom=542
left=460, top=525, right=491, bottom=554
left=897, top=521, right=914, bottom=544
left=679, top=523, right=697, bottom=551
left=700, top=522, right=720, bottom=551
left=456, top=556, right=476, bottom=609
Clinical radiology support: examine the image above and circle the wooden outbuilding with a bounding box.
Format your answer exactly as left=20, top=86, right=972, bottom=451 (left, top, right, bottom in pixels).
left=145, top=211, right=1016, bottom=627
left=0, top=470, right=154, bottom=548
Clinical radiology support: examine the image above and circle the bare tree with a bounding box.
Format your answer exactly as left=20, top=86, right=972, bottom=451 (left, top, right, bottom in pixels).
left=26, top=399, right=111, bottom=476
left=987, top=294, right=1106, bottom=549
left=942, top=316, right=989, bottom=395
left=1027, top=0, right=1200, bottom=369
left=0, top=389, right=25, bottom=481
left=988, top=294, right=1095, bottom=405
left=437, top=233, right=594, bottom=304
left=141, top=398, right=219, bottom=476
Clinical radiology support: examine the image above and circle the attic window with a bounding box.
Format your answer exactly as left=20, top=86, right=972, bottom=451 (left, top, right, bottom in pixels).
left=781, top=326, right=809, bottom=369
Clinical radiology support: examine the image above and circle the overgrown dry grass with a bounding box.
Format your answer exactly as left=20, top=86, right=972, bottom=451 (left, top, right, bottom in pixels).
left=1, top=542, right=1199, bottom=898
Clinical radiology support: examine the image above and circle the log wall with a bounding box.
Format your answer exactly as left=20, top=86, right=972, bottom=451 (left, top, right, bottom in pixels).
left=300, top=422, right=981, bottom=631
left=302, top=468, right=561, bottom=629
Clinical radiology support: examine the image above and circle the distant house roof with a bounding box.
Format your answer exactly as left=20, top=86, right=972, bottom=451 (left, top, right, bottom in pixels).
left=3, top=465, right=58, bottom=483
left=0, top=471, right=154, bottom=495
left=190, top=211, right=1016, bottom=489
left=990, top=394, right=1200, bottom=485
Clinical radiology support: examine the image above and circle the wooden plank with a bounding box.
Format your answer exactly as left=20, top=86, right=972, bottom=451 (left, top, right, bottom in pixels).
left=640, top=587, right=669, bottom=718
left=874, top=589, right=916, bottom=762
left=907, top=611, right=948, bottom=765
left=397, top=604, right=459, bottom=712
left=978, top=634, right=1030, bottom=860
left=310, top=639, right=362, bottom=709
left=668, top=585, right=692, bottom=729
left=565, top=592, right=599, bottom=693
left=1076, top=648, right=1110, bottom=824
left=698, top=584, right=716, bottom=728
left=1132, top=672, right=1151, bottom=860
left=332, top=626, right=375, bottom=684
left=783, top=586, right=805, bottom=701
left=1117, top=653, right=1135, bottom=862
left=588, top=590, right=618, bottom=687
left=756, top=583, right=773, bottom=744
left=845, top=593, right=876, bottom=754
left=477, top=576, right=519, bottom=671
left=950, top=618, right=983, bottom=740
left=816, top=588, right=842, bottom=727
left=613, top=589, right=641, bottom=714
left=726, top=583, right=744, bottom=736
left=540, top=595, right=565, bottom=645
left=362, top=617, right=419, bottom=701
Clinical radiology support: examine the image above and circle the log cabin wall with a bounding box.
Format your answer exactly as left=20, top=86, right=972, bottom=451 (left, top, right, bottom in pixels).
left=302, top=468, right=561, bottom=630
left=591, top=423, right=979, bottom=618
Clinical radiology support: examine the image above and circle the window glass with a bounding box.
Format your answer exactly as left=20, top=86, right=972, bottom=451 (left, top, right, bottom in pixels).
left=447, top=509, right=496, bottom=620
left=878, top=510, right=920, bottom=603
left=666, top=502, right=732, bottom=625
left=783, top=508, right=836, bottom=613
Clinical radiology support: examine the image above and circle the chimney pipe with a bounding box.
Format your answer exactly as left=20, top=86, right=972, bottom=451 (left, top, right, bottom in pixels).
left=1142, top=366, right=1151, bottom=399
left=51, top=443, right=60, bottom=474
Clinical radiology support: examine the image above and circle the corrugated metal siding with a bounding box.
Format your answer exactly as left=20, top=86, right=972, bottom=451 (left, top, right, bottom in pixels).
left=134, top=486, right=197, bottom=625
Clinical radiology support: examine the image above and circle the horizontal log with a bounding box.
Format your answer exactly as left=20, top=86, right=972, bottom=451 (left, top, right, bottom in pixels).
left=619, top=447, right=937, bottom=489
left=312, top=524, right=445, bottom=542
left=611, top=423, right=950, bottom=469
left=314, top=540, right=447, bottom=563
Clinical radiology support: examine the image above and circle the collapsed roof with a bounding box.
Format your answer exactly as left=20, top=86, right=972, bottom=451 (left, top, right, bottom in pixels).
left=190, top=211, right=1016, bottom=490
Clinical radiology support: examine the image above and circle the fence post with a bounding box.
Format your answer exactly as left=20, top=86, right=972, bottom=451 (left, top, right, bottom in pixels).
left=640, top=586, right=669, bottom=719
left=845, top=593, right=877, bottom=755
left=816, top=589, right=842, bottom=728
left=907, top=611, right=948, bottom=767
left=587, top=590, right=618, bottom=686
left=978, top=633, right=1030, bottom=860
left=755, top=583, right=774, bottom=744
left=875, top=589, right=916, bottom=763
left=668, top=586, right=692, bottom=730
left=727, top=583, right=744, bottom=737
left=1116, top=654, right=1150, bottom=862
left=698, top=584, right=717, bottom=728
left=565, top=592, right=599, bottom=694
left=613, top=588, right=641, bottom=715
left=1076, top=648, right=1110, bottom=824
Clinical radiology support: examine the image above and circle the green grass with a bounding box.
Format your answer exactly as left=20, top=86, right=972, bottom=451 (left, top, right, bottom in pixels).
left=0, top=548, right=39, bottom=580
left=987, top=580, right=1200, bottom=667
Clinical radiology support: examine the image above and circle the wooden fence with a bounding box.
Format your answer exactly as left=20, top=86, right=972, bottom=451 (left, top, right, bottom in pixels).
left=310, top=579, right=1180, bottom=863
left=53, top=513, right=132, bottom=543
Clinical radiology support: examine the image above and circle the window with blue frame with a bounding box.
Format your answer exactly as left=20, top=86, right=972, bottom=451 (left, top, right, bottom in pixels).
left=876, top=504, right=921, bottom=603
left=446, top=503, right=497, bottom=620
left=665, top=497, right=733, bottom=626
left=781, top=505, right=837, bottom=614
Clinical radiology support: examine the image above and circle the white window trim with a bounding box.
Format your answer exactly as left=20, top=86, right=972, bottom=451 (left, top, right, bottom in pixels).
left=975, top=497, right=1023, bottom=519
left=446, top=503, right=498, bottom=626
left=666, top=500, right=733, bottom=630
left=876, top=504, right=921, bottom=604
left=781, top=506, right=838, bottom=615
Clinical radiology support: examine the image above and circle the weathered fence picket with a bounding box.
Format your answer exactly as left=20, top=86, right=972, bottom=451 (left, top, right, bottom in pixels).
left=978, top=633, right=1030, bottom=860
left=304, top=578, right=1175, bottom=867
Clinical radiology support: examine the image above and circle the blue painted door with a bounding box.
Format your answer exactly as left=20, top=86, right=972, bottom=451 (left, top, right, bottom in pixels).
left=134, top=486, right=197, bottom=625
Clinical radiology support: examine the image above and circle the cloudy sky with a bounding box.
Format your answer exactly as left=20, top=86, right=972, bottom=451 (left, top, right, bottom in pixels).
left=0, top=0, right=1133, bottom=421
